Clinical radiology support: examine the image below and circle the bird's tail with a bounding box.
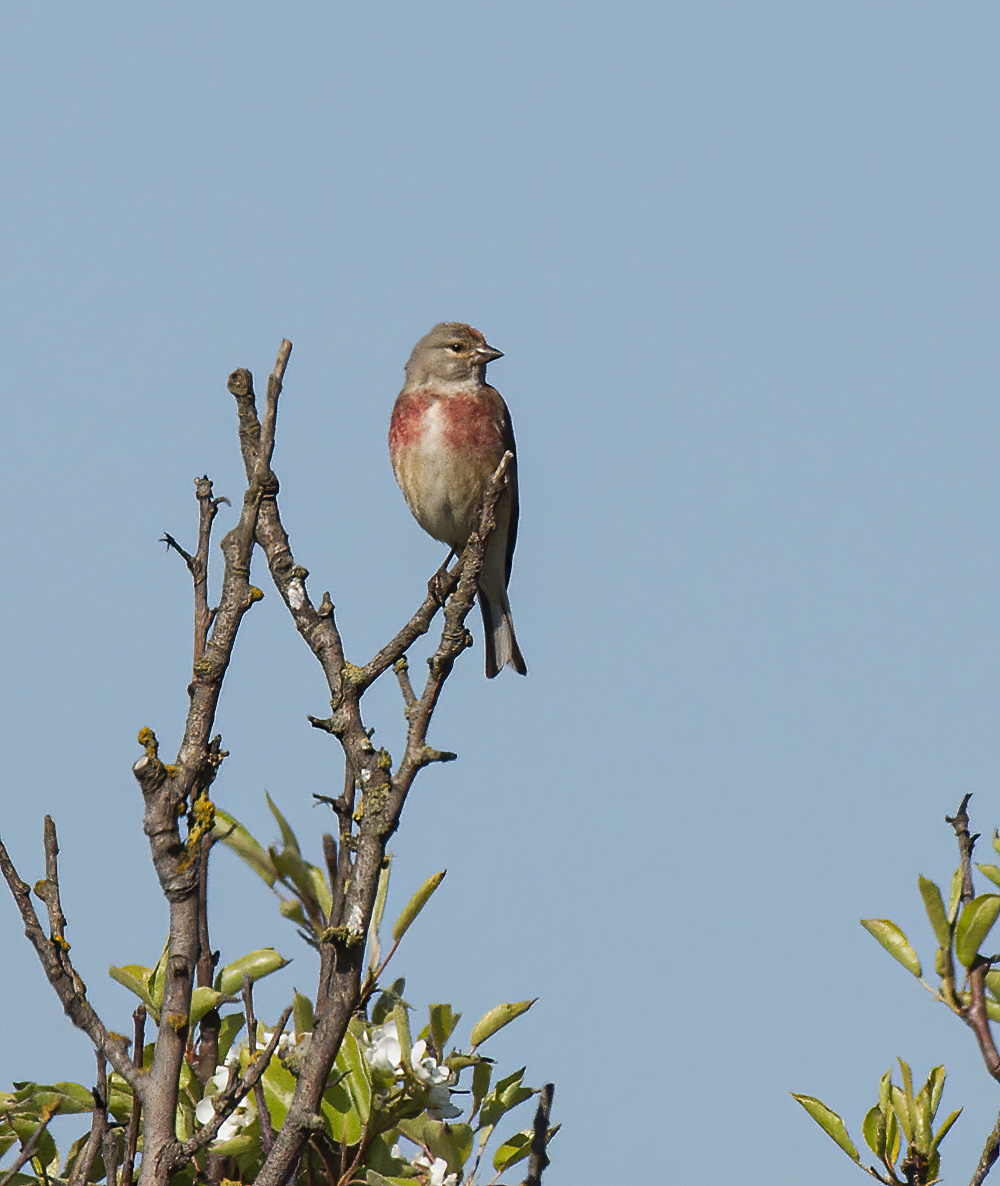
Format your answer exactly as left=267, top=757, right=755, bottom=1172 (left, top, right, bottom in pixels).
left=479, top=592, right=527, bottom=679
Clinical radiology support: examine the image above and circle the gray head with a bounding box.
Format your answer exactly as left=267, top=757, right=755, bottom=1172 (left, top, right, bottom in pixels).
left=404, top=322, right=503, bottom=386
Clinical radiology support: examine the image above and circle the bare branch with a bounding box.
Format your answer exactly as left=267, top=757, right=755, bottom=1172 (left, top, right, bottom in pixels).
left=120, top=1006, right=146, bottom=1186
left=0, top=830, right=140, bottom=1092
left=520, top=1084, right=555, bottom=1186
left=0, top=1107, right=59, bottom=1186
left=970, top=1104, right=1000, bottom=1186
left=136, top=420, right=270, bottom=1184
left=242, top=974, right=275, bottom=1156
left=947, top=796, right=1000, bottom=1081
left=67, top=1054, right=108, bottom=1186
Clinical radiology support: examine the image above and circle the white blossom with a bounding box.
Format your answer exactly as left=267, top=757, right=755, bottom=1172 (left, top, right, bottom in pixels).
left=194, top=1067, right=254, bottom=1142
left=365, top=1019, right=403, bottom=1073
left=413, top=1153, right=458, bottom=1186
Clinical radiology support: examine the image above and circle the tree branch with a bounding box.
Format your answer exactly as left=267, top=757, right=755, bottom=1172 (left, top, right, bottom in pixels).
left=67, top=1054, right=108, bottom=1186
left=0, top=827, right=139, bottom=1092
left=226, top=346, right=506, bottom=1186
left=947, top=796, right=1000, bottom=1081
left=520, top=1083, right=555, bottom=1186
left=136, top=429, right=269, bottom=1184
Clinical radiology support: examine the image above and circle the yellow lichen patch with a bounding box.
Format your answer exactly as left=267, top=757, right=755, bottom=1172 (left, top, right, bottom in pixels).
left=187, top=796, right=216, bottom=849
left=137, top=727, right=159, bottom=758
left=164, top=764, right=179, bottom=779
left=376, top=748, right=392, bottom=771
left=249, top=585, right=265, bottom=603
left=341, top=662, right=365, bottom=686
left=51, top=935, right=71, bottom=953
left=166, top=1014, right=189, bottom=1034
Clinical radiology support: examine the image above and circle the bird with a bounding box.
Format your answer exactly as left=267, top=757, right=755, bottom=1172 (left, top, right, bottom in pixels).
left=389, top=322, right=527, bottom=678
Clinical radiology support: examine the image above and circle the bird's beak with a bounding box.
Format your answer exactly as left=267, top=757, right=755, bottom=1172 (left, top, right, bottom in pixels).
left=476, top=344, right=504, bottom=363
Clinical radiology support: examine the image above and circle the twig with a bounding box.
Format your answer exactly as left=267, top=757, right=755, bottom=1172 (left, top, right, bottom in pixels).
left=0, top=831, right=139, bottom=1091
left=520, top=1083, right=555, bottom=1186
left=947, top=796, right=1000, bottom=1081
left=162, top=478, right=230, bottom=663
left=120, top=1005, right=146, bottom=1186
left=970, top=1104, right=1000, bottom=1186
left=0, top=1107, right=59, bottom=1186
left=168, top=1005, right=292, bottom=1168
left=67, top=1053, right=108, bottom=1186
left=242, top=975, right=275, bottom=1155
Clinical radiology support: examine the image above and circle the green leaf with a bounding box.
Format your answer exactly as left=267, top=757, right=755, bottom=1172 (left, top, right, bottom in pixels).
left=470, top=999, right=537, bottom=1048
left=885, top=1108, right=900, bottom=1168
left=308, top=864, right=333, bottom=921
left=478, top=1068, right=533, bottom=1130
left=429, top=1003, right=461, bottom=1053
left=293, top=992, right=314, bottom=1037
left=918, top=877, right=951, bottom=947
left=927, top=1149, right=941, bottom=1183
left=214, top=948, right=290, bottom=995
left=217, top=1013, right=245, bottom=1063
left=470, top=1060, right=492, bottom=1123
left=372, top=978, right=405, bottom=1027
left=279, top=899, right=308, bottom=927
left=493, top=1129, right=533, bottom=1172
left=392, top=870, right=446, bottom=943
left=321, top=1035, right=371, bottom=1146
left=107, top=965, right=156, bottom=1013
left=931, top=1108, right=962, bottom=1153
left=211, top=809, right=277, bottom=886
left=368, top=859, right=392, bottom=972
left=955, top=894, right=1000, bottom=967
left=860, top=920, right=921, bottom=977
left=891, top=1085, right=914, bottom=1144
left=862, top=1104, right=883, bottom=1158
left=270, top=847, right=322, bottom=919
left=986, top=971, right=1000, bottom=1000
left=913, top=1083, right=932, bottom=1152
left=947, top=868, right=963, bottom=924
left=261, top=1058, right=297, bottom=1130
left=898, top=1059, right=913, bottom=1110
left=266, top=791, right=300, bottom=854
left=926, top=1065, right=945, bottom=1119
left=149, top=941, right=168, bottom=1010
left=977, top=864, right=1000, bottom=889
left=393, top=1004, right=412, bottom=1067
left=791, top=1095, right=860, bottom=1162
left=878, top=1068, right=892, bottom=1117
left=190, top=987, right=233, bottom=1026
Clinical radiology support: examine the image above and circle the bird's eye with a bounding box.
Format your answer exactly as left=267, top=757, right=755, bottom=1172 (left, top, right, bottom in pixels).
left=448, top=343, right=463, bottom=353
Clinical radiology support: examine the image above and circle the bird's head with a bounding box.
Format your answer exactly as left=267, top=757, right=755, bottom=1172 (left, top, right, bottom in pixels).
left=404, top=322, right=503, bottom=387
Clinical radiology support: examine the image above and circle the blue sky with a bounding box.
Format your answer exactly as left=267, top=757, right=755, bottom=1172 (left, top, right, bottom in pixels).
left=1, top=4, right=999, bottom=1183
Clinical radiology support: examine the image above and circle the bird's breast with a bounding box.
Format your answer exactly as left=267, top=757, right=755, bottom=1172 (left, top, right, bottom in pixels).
left=389, top=390, right=505, bottom=550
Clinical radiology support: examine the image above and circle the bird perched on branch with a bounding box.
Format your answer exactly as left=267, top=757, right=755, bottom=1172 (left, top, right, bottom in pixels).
left=389, top=322, right=527, bottom=678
